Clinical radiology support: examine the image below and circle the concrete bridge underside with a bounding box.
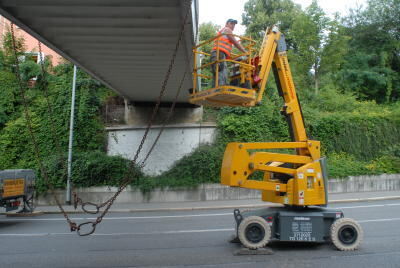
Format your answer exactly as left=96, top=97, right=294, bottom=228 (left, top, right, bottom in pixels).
left=0, top=0, right=198, bottom=103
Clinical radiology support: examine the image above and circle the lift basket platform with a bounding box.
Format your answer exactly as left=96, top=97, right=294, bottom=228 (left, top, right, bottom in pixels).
left=189, top=86, right=256, bottom=107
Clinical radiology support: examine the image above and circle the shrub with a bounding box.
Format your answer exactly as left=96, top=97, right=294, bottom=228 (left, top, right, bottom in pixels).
left=309, top=111, right=400, bottom=160
left=326, top=152, right=373, bottom=178
left=36, top=152, right=142, bottom=193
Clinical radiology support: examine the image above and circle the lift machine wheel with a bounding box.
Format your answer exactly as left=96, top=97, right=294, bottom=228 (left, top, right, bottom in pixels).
left=330, top=217, right=363, bottom=251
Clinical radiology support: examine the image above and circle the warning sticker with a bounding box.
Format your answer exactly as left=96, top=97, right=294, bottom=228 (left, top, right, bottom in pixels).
left=298, top=190, right=304, bottom=205
left=3, top=179, right=25, bottom=198
left=284, top=197, right=289, bottom=204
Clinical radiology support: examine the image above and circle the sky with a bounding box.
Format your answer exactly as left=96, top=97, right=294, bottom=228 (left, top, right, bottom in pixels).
left=199, top=0, right=367, bottom=35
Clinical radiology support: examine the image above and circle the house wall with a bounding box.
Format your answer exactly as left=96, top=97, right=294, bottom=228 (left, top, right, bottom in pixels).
left=0, top=16, right=63, bottom=66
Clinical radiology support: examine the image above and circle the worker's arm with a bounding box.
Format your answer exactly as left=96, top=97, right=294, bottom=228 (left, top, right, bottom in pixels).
left=222, top=28, right=247, bottom=54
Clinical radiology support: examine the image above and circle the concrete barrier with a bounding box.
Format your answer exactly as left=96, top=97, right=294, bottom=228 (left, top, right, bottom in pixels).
left=37, top=174, right=400, bottom=205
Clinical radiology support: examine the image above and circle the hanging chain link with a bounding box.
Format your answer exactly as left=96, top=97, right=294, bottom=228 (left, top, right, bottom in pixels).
left=10, top=24, right=79, bottom=232
left=71, top=0, right=193, bottom=235
left=73, top=70, right=188, bottom=218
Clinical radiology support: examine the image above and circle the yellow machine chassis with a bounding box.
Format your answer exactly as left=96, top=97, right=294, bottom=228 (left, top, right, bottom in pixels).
left=221, top=141, right=327, bottom=206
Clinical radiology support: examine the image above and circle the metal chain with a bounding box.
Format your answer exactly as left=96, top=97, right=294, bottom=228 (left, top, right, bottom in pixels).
left=131, top=3, right=192, bottom=166
left=10, top=24, right=79, bottom=232
left=73, top=71, right=187, bottom=216
left=75, top=0, right=192, bottom=211
left=76, top=71, right=188, bottom=235
left=76, top=46, right=190, bottom=236
left=74, top=0, right=193, bottom=235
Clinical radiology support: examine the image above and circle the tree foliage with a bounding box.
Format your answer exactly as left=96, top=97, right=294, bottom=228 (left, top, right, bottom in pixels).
left=199, top=22, right=219, bottom=53
left=337, top=0, right=400, bottom=102
left=242, top=0, right=302, bottom=44
left=242, top=0, right=399, bottom=102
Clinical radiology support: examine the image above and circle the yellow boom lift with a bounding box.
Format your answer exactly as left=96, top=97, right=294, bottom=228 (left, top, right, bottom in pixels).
left=189, top=26, right=363, bottom=251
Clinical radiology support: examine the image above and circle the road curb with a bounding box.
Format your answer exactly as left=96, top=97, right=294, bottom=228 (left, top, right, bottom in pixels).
left=4, top=195, right=400, bottom=215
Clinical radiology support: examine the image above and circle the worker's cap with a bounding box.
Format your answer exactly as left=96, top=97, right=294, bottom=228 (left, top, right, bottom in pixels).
left=226, top=19, right=238, bottom=24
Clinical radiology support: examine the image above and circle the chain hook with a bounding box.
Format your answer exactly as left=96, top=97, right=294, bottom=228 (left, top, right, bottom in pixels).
left=69, top=222, right=79, bottom=232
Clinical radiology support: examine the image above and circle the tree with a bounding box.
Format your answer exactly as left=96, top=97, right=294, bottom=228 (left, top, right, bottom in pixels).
left=199, top=22, right=219, bottom=42
left=243, top=0, right=343, bottom=94
left=242, top=0, right=313, bottom=92
left=338, top=0, right=400, bottom=102
left=319, top=15, right=350, bottom=77
left=0, top=71, right=19, bottom=128
left=366, top=0, right=400, bottom=41
left=2, top=30, right=25, bottom=70
left=242, top=0, right=302, bottom=47
left=198, top=22, right=219, bottom=88
left=290, top=0, right=335, bottom=94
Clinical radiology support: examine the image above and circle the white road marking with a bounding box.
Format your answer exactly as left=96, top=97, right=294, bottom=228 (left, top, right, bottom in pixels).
left=0, top=212, right=233, bottom=221
left=335, top=203, right=400, bottom=209
left=1, top=202, right=399, bottom=223
left=0, top=228, right=235, bottom=237
left=1, top=216, right=400, bottom=237
left=358, top=218, right=400, bottom=223
left=101, top=213, right=232, bottom=220
left=331, top=196, right=400, bottom=203
left=92, top=228, right=236, bottom=236
left=0, top=233, right=50, bottom=237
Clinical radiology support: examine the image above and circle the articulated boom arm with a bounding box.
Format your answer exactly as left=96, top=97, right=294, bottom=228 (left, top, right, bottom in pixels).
left=256, top=28, right=307, bottom=144
left=222, top=28, right=328, bottom=207
left=222, top=28, right=327, bottom=206
left=190, top=27, right=328, bottom=207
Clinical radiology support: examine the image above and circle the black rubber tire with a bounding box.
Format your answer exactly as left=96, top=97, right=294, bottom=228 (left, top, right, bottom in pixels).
left=238, top=216, right=271, bottom=249
left=330, top=217, right=363, bottom=251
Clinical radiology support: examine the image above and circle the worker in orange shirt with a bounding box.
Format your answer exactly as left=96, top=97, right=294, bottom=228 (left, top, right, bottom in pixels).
left=211, top=19, right=247, bottom=87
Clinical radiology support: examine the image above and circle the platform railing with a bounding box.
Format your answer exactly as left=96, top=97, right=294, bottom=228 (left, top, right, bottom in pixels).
left=192, top=34, right=257, bottom=94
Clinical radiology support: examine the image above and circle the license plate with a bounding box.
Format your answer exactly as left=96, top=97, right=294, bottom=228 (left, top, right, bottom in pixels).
left=3, top=178, right=25, bottom=198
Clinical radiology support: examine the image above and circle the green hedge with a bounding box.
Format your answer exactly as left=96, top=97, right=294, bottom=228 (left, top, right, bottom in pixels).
left=36, top=152, right=142, bottom=193
left=309, top=112, right=400, bottom=160
left=131, top=144, right=224, bottom=193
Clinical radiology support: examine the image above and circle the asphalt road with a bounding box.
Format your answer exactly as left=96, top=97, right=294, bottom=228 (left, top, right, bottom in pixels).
left=1, top=200, right=400, bottom=268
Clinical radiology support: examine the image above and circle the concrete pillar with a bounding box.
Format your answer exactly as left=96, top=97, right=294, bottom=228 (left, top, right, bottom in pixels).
left=106, top=101, right=216, bottom=176
left=123, top=98, right=130, bottom=124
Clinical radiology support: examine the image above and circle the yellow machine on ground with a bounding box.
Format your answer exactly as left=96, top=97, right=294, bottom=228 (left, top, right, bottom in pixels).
left=0, top=169, right=35, bottom=213
left=189, top=26, right=363, bottom=251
